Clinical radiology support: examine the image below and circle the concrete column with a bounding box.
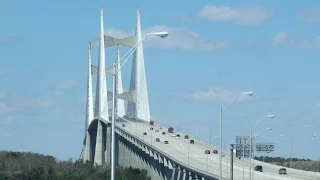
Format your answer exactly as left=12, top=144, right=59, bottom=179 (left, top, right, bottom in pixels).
left=94, top=120, right=103, bottom=165
left=83, top=131, right=91, bottom=162
left=190, top=172, right=196, bottom=180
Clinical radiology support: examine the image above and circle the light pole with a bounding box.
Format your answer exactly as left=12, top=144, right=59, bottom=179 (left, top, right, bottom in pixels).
left=254, top=127, right=272, bottom=138
left=219, top=91, right=254, bottom=180
left=110, top=31, right=169, bottom=180
left=249, top=114, right=275, bottom=180
left=253, top=127, right=272, bottom=162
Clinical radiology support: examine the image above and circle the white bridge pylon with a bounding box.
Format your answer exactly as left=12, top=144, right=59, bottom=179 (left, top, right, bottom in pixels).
left=91, top=7, right=151, bottom=122
left=81, top=6, right=152, bottom=165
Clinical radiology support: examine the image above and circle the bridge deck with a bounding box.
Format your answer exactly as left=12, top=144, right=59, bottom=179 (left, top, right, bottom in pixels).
left=116, top=120, right=320, bottom=180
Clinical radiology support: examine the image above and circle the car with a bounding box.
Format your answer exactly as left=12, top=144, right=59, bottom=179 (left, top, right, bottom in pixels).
left=155, top=129, right=159, bottom=132
left=164, top=140, right=169, bottom=144
left=184, top=135, right=189, bottom=139
left=205, top=150, right=211, bottom=154
left=143, top=132, right=147, bottom=135
left=175, top=136, right=180, bottom=139
left=162, top=132, right=166, bottom=135
left=176, top=134, right=180, bottom=137
left=190, top=139, right=194, bottom=144
left=255, top=165, right=263, bottom=172
left=150, top=127, right=153, bottom=130
left=213, top=150, right=218, bottom=154
left=171, top=134, right=176, bottom=137
left=122, top=124, right=125, bottom=127
left=279, top=168, right=287, bottom=175
left=156, top=138, right=160, bottom=142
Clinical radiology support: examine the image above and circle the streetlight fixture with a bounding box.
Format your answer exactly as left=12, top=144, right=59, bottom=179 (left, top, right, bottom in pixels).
left=110, top=31, right=169, bottom=180
left=219, top=91, right=254, bottom=180
left=249, top=114, right=275, bottom=180
left=254, top=127, right=272, bottom=137
left=253, top=127, right=272, bottom=162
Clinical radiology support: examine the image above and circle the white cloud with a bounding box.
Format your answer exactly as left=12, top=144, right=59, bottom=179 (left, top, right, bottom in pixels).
left=56, top=80, right=78, bottom=91
left=188, top=5, right=272, bottom=25
left=0, top=115, right=15, bottom=124
left=303, top=124, right=316, bottom=130
left=55, top=108, right=63, bottom=113
left=0, top=92, right=5, bottom=99
left=298, top=8, right=320, bottom=23
left=273, top=32, right=320, bottom=49
left=9, top=96, right=54, bottom=108
left=272, top=32, right=288, bottom=44
left=0, top=103, right=14, bottom=114
left=104, top=25, right=231, bottom=51
left=53, top=80, right=78, bottom=96
left=190, top=87, right=253, bottom=102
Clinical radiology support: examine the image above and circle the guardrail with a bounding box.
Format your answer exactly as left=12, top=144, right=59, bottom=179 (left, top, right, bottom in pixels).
left=115, top=122, right=229, bottom=180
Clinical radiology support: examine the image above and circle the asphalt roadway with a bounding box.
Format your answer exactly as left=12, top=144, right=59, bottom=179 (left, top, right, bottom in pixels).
left=116, top=121, right=320, bottom=180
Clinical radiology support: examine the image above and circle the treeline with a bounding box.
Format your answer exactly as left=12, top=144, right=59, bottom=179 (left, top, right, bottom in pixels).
left=0, top=151, right=150, bottom=180
left=254, top=156, right=312, bottom=163
left=254, top=156, right=320, bottom=172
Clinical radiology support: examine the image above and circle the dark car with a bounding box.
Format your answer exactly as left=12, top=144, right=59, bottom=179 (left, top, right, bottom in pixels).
left=143, top=132, right=147, bottom=135
left=255, top=165, right=263, bottom=172
left=150, top=127, right=153, bottom=130
left=205, top=150, right=211, bottom=154
left=190, top=139, right=194, bottom=144
left=279, top=168, right=287, bottom=175
left=184, top=135, right=189, bottom=139
left=164, top=140, right=169, bottom=144
left=122, top=124, right=125, bottom=127
left=155, top=129, right=159, bottom=132
left=213, top=150, right=218, bottom=154
left=156, top=138, right=160, bottom=142
left=162, top=132, right=166, bottom=135
left=176, top=134, right=180, bottom=137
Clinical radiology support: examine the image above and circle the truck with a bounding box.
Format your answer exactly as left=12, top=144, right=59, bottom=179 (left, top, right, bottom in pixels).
left=167, top=127, right=174, bottom=133
left=149, top=120, right=154, bottom=125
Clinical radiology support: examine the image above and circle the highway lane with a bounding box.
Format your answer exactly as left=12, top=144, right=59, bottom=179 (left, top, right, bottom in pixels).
left=118, top=121, right=255, bottom=179
left=117, top=121, right=320, bottom=180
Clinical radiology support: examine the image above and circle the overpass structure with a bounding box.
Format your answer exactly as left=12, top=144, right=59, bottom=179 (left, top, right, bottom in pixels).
left=79, top=6, right=320, bottom=180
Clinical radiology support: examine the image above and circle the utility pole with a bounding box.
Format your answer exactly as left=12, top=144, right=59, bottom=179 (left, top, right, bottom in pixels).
left=230, top=145, right=234, bottom=180
left=290, top=141, right=292, bottom=167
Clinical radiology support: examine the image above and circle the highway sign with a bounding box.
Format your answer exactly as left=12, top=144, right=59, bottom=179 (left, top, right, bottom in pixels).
left=255, top=142, right=274, bottom=152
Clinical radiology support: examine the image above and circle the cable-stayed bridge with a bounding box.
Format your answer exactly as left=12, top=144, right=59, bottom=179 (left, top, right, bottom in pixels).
left=79, top=7, right=320, bottom=180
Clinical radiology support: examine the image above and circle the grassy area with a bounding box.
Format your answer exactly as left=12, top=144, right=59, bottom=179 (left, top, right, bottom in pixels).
left=255, top=155, right=320, bottom=172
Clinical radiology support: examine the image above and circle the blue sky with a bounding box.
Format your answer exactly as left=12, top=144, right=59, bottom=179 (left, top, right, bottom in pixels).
left=1, top=0, right=320, bottom=161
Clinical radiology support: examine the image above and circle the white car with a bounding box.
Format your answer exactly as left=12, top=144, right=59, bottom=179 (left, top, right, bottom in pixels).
left=175, top=136, right=180, bottom=139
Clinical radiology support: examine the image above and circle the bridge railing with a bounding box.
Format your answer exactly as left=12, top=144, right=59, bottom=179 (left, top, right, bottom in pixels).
left=115, top=122, right=229, bottom=180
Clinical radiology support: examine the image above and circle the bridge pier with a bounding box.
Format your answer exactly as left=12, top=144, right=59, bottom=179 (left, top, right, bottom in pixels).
left=94, top=120, right=104, bottom=165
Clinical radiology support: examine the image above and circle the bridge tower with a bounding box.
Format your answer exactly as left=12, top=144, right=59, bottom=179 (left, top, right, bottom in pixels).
left=94, top=6, right=109, bottom=122
left=80, top=6, right=152, bottom=166
left=89, top=6, right=109, bottom=166
left=127, top=8, right=151, bottom=122
left=82, top=42, right=94, bottom=162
